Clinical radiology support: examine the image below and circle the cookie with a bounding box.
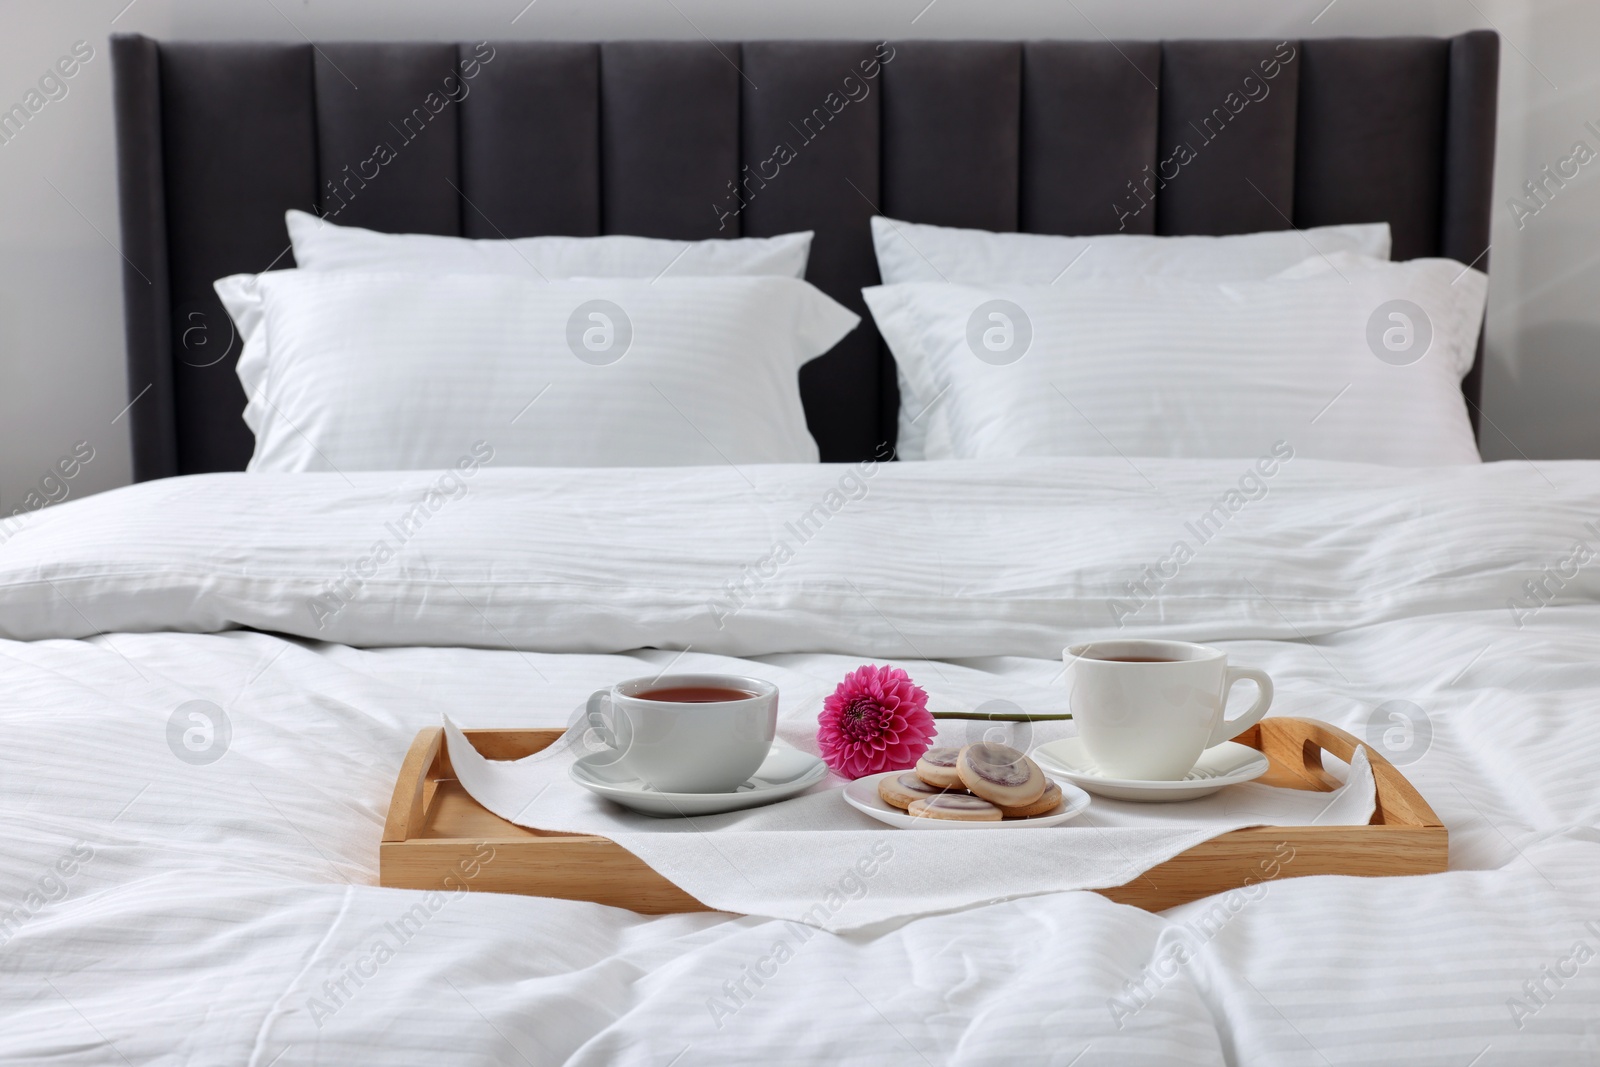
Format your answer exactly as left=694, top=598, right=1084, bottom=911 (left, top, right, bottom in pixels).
left=998, top=779, right=1063, bottom=819
left=877, top=772, right=946, bottom=810
left=914, top=746, right=964, bottom=789
left=957, top=743, right=1047, bottom=807
left=907, top=794, right=1002, bottom=822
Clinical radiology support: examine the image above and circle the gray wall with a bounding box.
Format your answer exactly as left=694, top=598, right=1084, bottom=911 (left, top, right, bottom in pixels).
left=0, top=0, right=1591, bottom=507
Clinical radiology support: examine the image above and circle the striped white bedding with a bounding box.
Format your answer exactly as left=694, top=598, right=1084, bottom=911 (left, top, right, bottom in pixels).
left=3, top=458, right=1599, bottom=1064
left=864, top=257, right=1487, bottom=467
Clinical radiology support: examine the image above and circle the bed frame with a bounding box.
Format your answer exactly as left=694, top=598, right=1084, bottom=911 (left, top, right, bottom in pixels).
left=111, top=33, right=1499, bottom=479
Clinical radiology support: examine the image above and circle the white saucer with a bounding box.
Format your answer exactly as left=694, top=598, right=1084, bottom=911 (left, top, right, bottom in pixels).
left=1031, top=738, right=1270, bottom=802
left=841, top=772, right=1091, bottom=830
left=570, top=745, right=827, bottom=817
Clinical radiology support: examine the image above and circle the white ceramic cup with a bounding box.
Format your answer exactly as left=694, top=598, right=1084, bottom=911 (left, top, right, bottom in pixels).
left=1062, top=639, right=1273, bottom=781
left=584, top=673, right=778, bottom=793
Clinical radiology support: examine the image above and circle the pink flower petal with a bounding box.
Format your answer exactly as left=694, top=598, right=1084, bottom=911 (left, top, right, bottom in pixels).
left=815, top=664, right=935, bottom=778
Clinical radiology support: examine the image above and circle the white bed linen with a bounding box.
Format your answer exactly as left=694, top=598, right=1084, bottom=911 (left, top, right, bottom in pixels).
left=872, top=219, right=1400, bottom=463
left=868, top=216, right=1393, bottom=285
left=220, top=271, right=854, bottom=472
left=4, top=459, right=1600, bottom=1064
left=864, top=257, right=1486, bottom=466
left=0, top=458, right=1594, bottom=652
left=286, top=208, right=815, bottom=280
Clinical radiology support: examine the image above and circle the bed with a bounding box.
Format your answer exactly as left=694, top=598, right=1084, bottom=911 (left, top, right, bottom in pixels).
left=10, top=30, right=1600, bottom=1067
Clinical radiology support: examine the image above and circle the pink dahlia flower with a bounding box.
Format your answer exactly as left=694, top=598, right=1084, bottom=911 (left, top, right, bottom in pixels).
left=816, top=664, right=936, bottom=779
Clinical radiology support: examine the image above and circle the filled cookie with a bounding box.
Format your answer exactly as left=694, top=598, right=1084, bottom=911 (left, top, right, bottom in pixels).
left=877, top=772, right=946, bottom=810
left=907, top=794, right=1002, bottom=822
left=957, top=743, right=1047, bottom=807
left=998, top=778, right=1063, bottom=819
left=914, top=746, right=964, bottom=789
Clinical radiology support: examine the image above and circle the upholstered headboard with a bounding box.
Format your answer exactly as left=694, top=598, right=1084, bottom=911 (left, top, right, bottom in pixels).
left=111, top=33, right=1499, bottom=479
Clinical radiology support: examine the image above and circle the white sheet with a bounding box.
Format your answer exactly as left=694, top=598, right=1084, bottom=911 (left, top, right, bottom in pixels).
left=1, top=457, right=1597, bottom=652
left=4, top=459, right=1600, bottom=1064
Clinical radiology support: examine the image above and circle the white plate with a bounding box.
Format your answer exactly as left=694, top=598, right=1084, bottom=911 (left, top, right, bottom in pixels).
left=841, top=772, right=1091, bottom=830
left=1031, top=738, right=1270, bottom=802
left=570, top=745, right=827, bottom=817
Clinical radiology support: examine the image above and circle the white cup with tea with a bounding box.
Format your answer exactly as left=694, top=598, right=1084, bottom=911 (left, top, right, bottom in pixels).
left=1062, top=639, right=1273, bottom=781
left=584, top=673, right=778, bottom=793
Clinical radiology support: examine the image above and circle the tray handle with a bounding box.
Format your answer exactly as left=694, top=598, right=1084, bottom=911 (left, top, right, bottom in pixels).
left=1258, top=717, right=1443, bottom=830
left=383, top=726, right=444, bottom=843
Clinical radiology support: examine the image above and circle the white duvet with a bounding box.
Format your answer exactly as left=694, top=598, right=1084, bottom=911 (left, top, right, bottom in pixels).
left=3, top=457, right=1600, bottom=1064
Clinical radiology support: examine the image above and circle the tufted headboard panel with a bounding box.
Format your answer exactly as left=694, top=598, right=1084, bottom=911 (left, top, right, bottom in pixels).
left=111, top=32, right=1499, bottom=478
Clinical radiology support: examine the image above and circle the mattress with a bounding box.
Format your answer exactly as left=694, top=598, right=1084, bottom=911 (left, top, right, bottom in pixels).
left=3, top=457, right=1598, bottom=1064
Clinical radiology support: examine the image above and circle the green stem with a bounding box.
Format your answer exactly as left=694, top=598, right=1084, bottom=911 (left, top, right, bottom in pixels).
left=930, top=712, right=1073, bottom=721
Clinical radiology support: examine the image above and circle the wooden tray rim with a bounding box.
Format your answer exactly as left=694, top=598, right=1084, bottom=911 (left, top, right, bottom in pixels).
left=383, top=715, right=1445, bottom=844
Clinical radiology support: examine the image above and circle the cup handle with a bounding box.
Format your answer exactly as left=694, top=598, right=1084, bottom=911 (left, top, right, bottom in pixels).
left=1207, top=667, right=1273, bottom=748
left=585, top=688, right=624, bottom=752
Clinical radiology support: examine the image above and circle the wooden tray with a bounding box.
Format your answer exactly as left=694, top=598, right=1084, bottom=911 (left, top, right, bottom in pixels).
left=380, top=716, right=1445, bottom=913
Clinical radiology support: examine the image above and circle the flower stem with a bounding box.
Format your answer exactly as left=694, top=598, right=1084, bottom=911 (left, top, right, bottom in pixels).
left=930, top=711, right=1073, bottom=721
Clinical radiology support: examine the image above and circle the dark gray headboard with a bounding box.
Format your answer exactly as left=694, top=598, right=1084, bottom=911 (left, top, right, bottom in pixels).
left=111, top=33, right=1499, bottom=480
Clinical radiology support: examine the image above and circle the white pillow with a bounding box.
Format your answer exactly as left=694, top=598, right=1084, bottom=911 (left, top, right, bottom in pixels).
left=216, top=270, right=858, bottom=471
left=863, top=253, right=1485, bottom=466
left=875, top=216, right=1393, bottom=459
left=286, top=210, right=814, bottom=280
left=869, top=215, right=1391, bottom=285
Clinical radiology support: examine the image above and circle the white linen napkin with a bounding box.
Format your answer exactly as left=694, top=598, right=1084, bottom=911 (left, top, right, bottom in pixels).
left=443, top=715, right=1375, bottom=931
